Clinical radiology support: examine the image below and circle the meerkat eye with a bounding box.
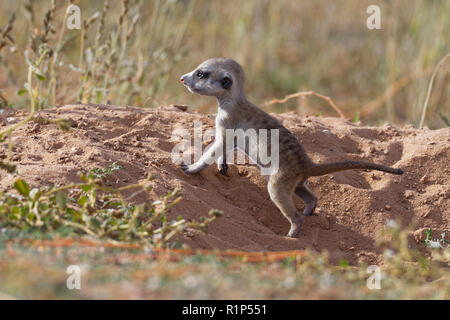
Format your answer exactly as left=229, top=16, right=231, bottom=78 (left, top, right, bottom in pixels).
left=196, top=70, right=208, bottom=79
left=221, top=76, right=232, bottom=89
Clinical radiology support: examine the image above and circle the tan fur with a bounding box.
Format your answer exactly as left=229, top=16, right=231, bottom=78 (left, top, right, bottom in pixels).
left=180, top=58, right=403, bottom=237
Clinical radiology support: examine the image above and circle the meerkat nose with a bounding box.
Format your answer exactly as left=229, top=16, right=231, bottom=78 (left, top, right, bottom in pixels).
left=180, top=75, right=186, bottom=82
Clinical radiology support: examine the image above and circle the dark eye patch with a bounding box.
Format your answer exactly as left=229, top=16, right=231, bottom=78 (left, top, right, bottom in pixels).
left=196, top=70, right=209, bottom=79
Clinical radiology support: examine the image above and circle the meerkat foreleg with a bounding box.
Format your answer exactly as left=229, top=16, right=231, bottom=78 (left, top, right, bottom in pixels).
left=217, top=144, right=241, bottom=175
left=217, top=157, right=228, bottom=175
left=294, top=181, right=318, bottom=216
left=181, top=140, right=223, bottom=174
left=216, top=144, right=233, bottom=175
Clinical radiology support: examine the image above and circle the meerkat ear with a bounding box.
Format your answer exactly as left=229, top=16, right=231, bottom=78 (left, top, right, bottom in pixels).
left=221, top=76, right=232, bottom=89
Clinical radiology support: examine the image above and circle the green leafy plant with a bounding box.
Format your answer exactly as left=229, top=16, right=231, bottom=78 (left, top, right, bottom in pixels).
left=91, top=161, right=123, bottom=179
left=0, top=173, right=222, bottom=248
left=423, top=228, right=448, bottom=248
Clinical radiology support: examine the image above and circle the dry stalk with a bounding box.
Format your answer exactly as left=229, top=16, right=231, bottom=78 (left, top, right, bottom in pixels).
left=0, top=13, right=16, bottom=52
left=419, top=53, right=450, bottom=128
left=360, top=68, right=430, bottom=117
left=266, top=91, right=345, bottom=118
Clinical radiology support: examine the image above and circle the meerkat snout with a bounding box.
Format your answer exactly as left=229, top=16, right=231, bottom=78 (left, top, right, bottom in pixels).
left=180, top=57, right=403, bottom=238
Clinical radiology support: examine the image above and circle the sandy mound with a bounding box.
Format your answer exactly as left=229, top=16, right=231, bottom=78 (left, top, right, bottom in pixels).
left=1, top=104, right=449, bottom=264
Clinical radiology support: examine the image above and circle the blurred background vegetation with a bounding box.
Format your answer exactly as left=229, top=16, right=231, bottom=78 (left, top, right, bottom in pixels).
left=0, top=0, right=449, bottom=128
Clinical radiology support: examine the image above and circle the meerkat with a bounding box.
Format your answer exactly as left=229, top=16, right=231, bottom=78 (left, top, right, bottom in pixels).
left=179, top=57, right=403, bottom=238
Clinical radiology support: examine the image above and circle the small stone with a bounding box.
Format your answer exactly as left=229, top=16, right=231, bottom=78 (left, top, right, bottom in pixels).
left=71, top=146, right=82, bottom=155
left=385, top=205, right=391, bottom=211
left=404, top=190, right=414, bottom=199
left=422, top=210, right=431, bottom=218
left=420, top=175, right=429, bottom=184
left=30, top=123, right=41, bottom=133
left=371, top=172, right=380, bottom=180
left=170, top=104, right=189, bottom=112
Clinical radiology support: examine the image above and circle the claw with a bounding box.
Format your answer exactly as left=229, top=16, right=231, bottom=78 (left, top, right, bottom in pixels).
left=219, top=163, right=228, bottom=175
left=181, top=163, right=190, bottom=174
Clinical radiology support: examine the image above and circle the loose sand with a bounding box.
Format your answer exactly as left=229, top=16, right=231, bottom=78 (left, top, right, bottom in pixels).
left=1, top=104, right=448, bottom=264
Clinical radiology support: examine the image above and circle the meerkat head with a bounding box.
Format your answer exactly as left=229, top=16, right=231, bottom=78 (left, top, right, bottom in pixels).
left=180, top=58, right=245, bottom=100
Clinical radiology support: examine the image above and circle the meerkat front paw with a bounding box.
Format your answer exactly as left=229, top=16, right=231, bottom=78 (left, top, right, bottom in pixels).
left=181, top=163, right=197, bottom=175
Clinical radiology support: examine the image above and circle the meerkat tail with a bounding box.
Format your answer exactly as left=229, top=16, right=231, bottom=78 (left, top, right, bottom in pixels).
left=307, top=161, right=404, bottom=177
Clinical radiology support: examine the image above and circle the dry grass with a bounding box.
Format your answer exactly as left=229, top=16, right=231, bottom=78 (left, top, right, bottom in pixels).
left=266, top=90, right=345, bottom=118
left=419, top=53, right=450, bottom=128
left=0, top=222, right=448, bottom=299
left=0, top=0, right=449, bottom=300
left=0, top=0, right=448, bottom=127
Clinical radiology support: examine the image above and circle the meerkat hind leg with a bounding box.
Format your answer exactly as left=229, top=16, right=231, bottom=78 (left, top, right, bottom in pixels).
left=268, top=177, right=304, bottom=238
left=295, top=182, right=318, bottom=216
